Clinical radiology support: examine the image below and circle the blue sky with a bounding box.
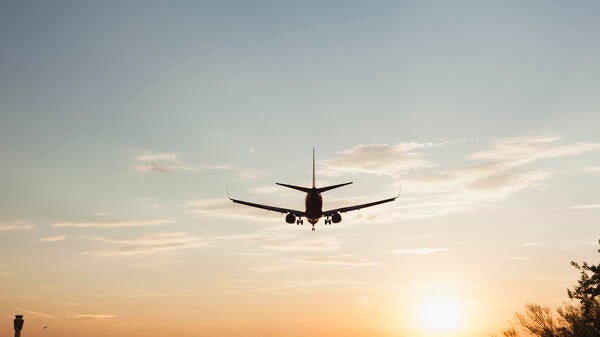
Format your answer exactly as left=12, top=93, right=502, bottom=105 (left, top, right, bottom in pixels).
left=1, top=2, right=600, bottom=336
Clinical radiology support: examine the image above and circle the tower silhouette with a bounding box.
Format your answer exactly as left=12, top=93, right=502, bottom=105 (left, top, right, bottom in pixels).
left=14, top=315, right=24, bottom=337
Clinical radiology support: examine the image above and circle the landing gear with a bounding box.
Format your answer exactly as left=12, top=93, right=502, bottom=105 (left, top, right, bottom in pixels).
left=311, top=225, right=315, bottom=231
left=296, top=218, right=303, bottom=225
left=324, top=218, right=331, bottom=225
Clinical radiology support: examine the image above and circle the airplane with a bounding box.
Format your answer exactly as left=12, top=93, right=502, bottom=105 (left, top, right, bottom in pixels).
left=229, top=149, right=398, bottom=231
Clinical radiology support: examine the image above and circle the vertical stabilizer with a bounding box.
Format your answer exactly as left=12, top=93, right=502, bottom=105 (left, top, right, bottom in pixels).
left=312, top=147, right=316, bottom=188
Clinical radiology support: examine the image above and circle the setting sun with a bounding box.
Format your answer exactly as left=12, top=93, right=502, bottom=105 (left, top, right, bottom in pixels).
left=418, top=298, right=464, bottom=335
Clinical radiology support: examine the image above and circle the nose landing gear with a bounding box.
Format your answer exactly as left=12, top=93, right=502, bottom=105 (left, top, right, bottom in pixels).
left=311, top=225, right=315, bottom=231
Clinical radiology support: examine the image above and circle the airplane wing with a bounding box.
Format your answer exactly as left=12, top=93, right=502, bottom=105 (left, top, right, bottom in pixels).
left=229, top=197, right=305, bottom=217
left=323, top=195, right=398, bottom=216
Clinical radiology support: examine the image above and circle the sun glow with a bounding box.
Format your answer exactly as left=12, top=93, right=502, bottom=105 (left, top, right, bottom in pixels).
left=418, top=298, right=464, bottom=335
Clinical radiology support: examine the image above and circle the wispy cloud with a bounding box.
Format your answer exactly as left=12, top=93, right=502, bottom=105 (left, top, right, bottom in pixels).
left=132, top=150, right=232, bottom=173
left=133, top=151, right=196, bottom=173
left=297, top=254, right=379, bottom=266
left=583, top=166, right=600, bottom=173
left=498, top=256, right=526, bottom=261
left=216, top=228, right=343, bottom=253
left=469, top=134, right=600, bottom=163
left=52, top=219, right=172, bottom=228
left=83, top=232, right=208, bottom=256
left=258, top=237, right=342, bottom=252
left=67, top=313, right=115, bottom=320
left=393, top=248, right=448, bottom=255
left=13, top=307, right=55, bottom=318
left=258, top=279, right=372, bottom=294
left=569, top=204, right=600, bottom=209
left=322, top=142, right=442, bottom=177
left=523, top=242, right=543, bottom=247
left=93, top=212, right=111, bottom=217
left=0, top=222, right=34, bottom=231
left=238, top=169, right=263, bottom=180
left=13, top=307, right=114, bottom=320
left=393, top=134, right=600, bottom=219
left=186, top=198, right=280, bottom=221
left=38, top=235, right=66, bottom=242
left=396, top=234, right=432, bottom=240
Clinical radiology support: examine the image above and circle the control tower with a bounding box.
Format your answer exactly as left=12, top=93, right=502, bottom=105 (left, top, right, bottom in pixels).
left=14, top=315, right=24, bottom=337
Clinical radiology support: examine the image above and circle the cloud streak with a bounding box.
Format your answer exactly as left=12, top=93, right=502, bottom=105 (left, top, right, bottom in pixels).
left=13, top=307, right=54, bottom=318
left=297, top=255, right=379, bottom=266
left=570, top=204, right=600, bottom=209
left=52, top=219, right=172, bottom=228
left=469, top=135, right=600, bottom=164
left=258, top=279, right=372, bottom=294
left=67, top=313, right=115, bottom=320
left=83, top=232, right=208, bottom=256
left=132, top=150, right=232, bottom=173
left=322, top=142, right=442, bottom=177
left=257, top=237, right=342, bottom=252
left=12, top=307, right=114, bottom=320
left=497, top=256, right=526, bottom=261
left=38, top=235, right=66, bottom=242
left=393, top=134, right=600, bottom=219
left=393, top=248, right=448, bottom=255
left=186, top=198, right=281, bottom=221
left=0, top=222, right=34, bottom=231
left=216, top=227, right=343, bottom=253
left=583, top=166, right=600, bottom=173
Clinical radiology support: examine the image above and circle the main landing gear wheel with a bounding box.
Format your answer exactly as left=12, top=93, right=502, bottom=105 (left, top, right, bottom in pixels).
left=296, top=219, right=303, bottom=225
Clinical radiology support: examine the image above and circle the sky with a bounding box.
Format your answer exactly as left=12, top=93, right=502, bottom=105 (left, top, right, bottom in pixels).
left=1, top=1, right=600, bottom=336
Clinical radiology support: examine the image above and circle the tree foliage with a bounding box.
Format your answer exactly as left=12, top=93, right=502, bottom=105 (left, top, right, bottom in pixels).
left=495, top=240, right=600, bottom=337
left=516, top=304, right=560, bottom=337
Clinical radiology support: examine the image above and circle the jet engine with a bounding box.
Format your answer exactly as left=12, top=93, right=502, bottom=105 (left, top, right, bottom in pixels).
left=285, top=213, right=296, bottom=224
left=331, top=212, right=342, bottom=223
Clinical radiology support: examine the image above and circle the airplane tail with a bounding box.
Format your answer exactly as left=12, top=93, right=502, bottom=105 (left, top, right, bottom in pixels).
left=276, top=148, right=352, bottom=193
left=312, top=147, right=316, bottom=188
left=276, top=183, right=312, bottom=193
left=316, top=182, right=353, bottom=193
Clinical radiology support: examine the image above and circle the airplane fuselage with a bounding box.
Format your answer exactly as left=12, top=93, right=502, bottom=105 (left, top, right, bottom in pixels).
left=304, top=189, right=323, bottom=224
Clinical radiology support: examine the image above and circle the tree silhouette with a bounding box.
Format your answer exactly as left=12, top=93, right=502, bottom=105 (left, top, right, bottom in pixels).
left=516, top=304, right=560, bottom=337
left=565, top=239, right=600, bottom=336
left=494, top=240, right=600, bottom=337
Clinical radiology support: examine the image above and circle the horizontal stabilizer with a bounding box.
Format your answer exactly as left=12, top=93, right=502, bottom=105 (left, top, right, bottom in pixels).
left=316, top=182, right=353, bottom=193
left=276, top=183, right=312, bottom=193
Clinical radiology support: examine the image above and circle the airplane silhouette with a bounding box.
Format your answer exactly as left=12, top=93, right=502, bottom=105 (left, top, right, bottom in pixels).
left=229, top=149, right=398, bottom=231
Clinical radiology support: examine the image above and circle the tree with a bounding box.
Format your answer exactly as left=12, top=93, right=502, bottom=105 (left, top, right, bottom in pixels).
left=516, top=304, right=561, bottom=337
left=494, top=240, right=600, bottom=337
left=565, top=239, right=600, bottom=336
